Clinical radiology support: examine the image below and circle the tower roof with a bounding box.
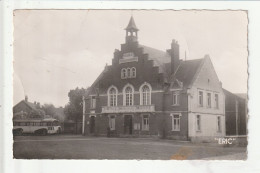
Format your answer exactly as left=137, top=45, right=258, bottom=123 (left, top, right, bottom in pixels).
left=125, top=16, right=139, bottom=31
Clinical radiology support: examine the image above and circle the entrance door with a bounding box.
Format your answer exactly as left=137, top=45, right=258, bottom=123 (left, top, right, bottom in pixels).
left=90, top=116, right=95, bottom=134
left=124, top=115, right=133, bottom=135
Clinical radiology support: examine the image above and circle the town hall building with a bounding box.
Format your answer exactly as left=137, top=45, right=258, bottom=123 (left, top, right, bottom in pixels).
left=82, top=16, right=226, bottom=142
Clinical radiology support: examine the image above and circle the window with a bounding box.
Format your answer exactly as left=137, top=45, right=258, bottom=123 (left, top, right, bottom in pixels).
left=109, top=115, right=116, bottom=130
left=142, top=115, right=149, bottom=131
left=121, top=67, right=136, bottom=79
left=215, top=94, right=219, bottom=109
left=41, top=122, right=47, bottom=126
left=131, top=67, right=136, bottom=78
left=217, top=116, right=221, bottom=132
left=141, top=85, right=151, bottom=105
left=127, top=68, right=131, bottom=78
left=91, top=96, right=96, bottom=109
left=196, top=115, right=201, bottom=131
left=20, top=122, right=26, bottom=126
left=108, top=87, right=117, bottom=106
left=121, top=68, right=127, bottom=79
left=173, top=92, right=180, bottom=106
left=134, top=123, right=140, bottom=130
left=198, top=91, right=203, bottom=106
left=172, top=114, right=180, bottom=131
left=125, top=86, right=133, bottom=106
left=207, top=93, right=211, bottom=108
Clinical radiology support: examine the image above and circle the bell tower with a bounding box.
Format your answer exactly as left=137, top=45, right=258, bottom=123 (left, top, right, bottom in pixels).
left=125, top=16, right=139, bottom=43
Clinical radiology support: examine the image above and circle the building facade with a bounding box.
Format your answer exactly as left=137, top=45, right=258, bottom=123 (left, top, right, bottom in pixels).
left=224, top=89, right=247, bottom=136
left=82, top=17, right=226, bottom=142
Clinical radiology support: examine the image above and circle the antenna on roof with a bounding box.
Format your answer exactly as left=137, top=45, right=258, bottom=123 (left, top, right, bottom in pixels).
left=131, top=9, right=133, bottom=17
left=185, top=51, right=187, bottom=61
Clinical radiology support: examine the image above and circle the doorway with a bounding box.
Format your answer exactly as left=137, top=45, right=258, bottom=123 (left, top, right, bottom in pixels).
left=90, top=116, right=95, bottom=134
left=124, top=115, right=133, bottom=135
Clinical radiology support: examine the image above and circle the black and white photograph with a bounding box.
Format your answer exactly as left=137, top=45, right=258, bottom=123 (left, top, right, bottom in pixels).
left=12, top=10, right=248, bottom=160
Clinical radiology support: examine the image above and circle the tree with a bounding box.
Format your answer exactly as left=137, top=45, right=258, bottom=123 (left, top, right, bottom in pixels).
left=42, top=104, right=56, bottom=118
left=64, top=87, right=87, bottom=134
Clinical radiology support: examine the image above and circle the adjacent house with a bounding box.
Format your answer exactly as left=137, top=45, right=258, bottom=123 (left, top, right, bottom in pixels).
left=82, top=16, right=226, bottom=142
left=13, top=96, right=44, bottom=119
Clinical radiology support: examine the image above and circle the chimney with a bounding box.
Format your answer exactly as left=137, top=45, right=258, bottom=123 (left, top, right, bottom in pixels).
left=25, top=95, right=28, bottom=102
left=169, top=39, right=180, bottom=74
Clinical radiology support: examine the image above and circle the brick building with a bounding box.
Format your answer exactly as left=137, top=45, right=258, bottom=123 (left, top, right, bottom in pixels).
left=82, top=16, right=226, bottom=142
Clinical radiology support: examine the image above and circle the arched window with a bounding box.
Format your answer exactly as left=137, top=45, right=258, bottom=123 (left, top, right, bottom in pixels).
left=140, top=83, right=152, bottom=105
left=108, top=87, right=117, bottom=106
left=127, top=68, right=131, bottom=78
left=121, top=68, right=127, bottom=79
left=131, top=67, right=136, bottom=78
left=124, top=86, right=134, bottom=106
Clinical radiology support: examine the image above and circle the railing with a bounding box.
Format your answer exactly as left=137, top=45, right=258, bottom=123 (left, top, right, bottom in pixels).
left=102, top=105, right=155, bottom=113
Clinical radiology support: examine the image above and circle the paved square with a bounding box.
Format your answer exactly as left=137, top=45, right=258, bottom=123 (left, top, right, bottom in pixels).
left=13, top=135, right=247, bottom=160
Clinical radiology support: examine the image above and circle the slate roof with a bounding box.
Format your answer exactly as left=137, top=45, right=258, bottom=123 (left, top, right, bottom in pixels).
left=125, top=16, right=139, bottom=31
left=140, top=45, right=171, bottom=73
left=24, top=101, right=38, bottom=111
left=13, top=100, right=39, bottom=112
left=139, top=44, right=204, bottom=88
left=173, top=59, right=204, bottom=88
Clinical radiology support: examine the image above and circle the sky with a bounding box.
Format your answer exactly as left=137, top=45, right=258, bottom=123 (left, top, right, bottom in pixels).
left=13, top=10, right=248, bottom=107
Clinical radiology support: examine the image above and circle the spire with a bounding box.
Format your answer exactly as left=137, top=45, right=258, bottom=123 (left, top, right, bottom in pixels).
left=125, top=16, right=139, bottom=43
left=125, top=16, right=139, bottom=31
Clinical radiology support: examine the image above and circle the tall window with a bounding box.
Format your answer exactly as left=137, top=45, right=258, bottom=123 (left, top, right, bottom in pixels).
left=173, top=92, right=180, bottom=106
left=141, top=85, right=151, bottom=105
left=91, top=96, right=96, bottom=109
left=142, top=115, right=149, bottom=131
left=121, top=68, right=127, bottom=79
left=217, top=116, right=221, bottom=132
left=199, top=91, right=203, bottom=107
left=172, top=114, right=180, bottom=131
left=127, top=68, right=131, bottom=78
left=196, top=115, right=201, bottom=131
left=125, top=86, right=133, bottom=106
left=108, top=87, right=117, bottom=106
left=131, top=67, right=136, bottom=78
left=109, top=115, right=116, bottom=130
left=215, top=94, right=219, bottom=109
left=207, top=93, right=211, bottom=108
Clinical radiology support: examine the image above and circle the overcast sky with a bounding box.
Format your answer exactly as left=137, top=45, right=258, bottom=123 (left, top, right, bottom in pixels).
left=13, top=10, right=248, bottom=107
